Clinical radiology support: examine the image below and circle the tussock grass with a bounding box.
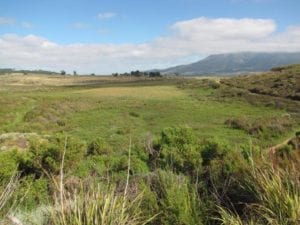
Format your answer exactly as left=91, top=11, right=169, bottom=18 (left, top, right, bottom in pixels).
left=49, top=184, right=152, bottom=225
left=250, top=166, right=300, bottom=224
left=216, top=155, right=300, bottom=225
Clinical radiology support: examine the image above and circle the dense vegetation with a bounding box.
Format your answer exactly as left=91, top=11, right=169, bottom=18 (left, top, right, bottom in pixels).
left=112, top=70, right=162, bottom=77
left=0, top=65, right=299, bottom=224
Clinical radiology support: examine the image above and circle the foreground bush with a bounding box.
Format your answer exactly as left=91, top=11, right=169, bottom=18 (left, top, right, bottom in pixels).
left=1, top=127, right=300, bottom=225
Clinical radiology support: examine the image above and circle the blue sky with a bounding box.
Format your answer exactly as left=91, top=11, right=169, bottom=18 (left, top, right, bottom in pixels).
left=0, top=0, right=300, bottom=74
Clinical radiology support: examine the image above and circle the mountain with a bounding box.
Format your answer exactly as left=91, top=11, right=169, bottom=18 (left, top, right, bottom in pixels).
left=159, top=52, right=300, bottom=75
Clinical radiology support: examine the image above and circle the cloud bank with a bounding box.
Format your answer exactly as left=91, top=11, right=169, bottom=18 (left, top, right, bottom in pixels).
left=0, top=17, right=300, bottom=74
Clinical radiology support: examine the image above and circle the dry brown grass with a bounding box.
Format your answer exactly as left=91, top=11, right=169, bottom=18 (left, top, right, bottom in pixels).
left=0, top=73, right=157, bottom=87
left=76, top=86, right=187, bottom=99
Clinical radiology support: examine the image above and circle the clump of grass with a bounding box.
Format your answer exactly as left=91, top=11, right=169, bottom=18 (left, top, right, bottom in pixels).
left=49, top=184, right=151, bottom=225
left=148, top=170, right=204, bottom=225
left=249, top=165, right=300, bottom=225
left=216, top=207, right=260, bottom=225
left=216, top=207, right=245, bottom=225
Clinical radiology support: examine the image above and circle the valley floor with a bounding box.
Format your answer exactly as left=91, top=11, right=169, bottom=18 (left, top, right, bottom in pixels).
left=0, top=70, right=299, bottom=224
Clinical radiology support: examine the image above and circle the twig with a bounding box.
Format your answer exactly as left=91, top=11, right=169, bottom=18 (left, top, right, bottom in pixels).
left=124, top=135, right=132, bottom=198
left=59, top=135, right=68, bottom=224
left=0, top=171, right=20, bottom=212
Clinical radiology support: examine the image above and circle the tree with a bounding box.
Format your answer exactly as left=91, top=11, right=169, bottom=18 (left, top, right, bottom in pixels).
left=73, top=70, right=77, bottom=76
left=60, top=70, right=66, bottom=75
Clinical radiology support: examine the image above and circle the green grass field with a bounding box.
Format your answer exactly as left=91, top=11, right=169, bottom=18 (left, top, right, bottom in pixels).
left=0, top=76, right=291, bottom=151
left=0, top=72, right=299, bottom=225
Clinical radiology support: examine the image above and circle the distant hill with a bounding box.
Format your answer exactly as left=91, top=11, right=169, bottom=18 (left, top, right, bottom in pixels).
left=0, top=68, right=59, bottom=75
left=159, top=52, right=300, bottom=75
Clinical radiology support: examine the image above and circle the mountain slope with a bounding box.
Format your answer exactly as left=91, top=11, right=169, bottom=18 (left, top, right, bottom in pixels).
left=160, top=52, right=300, bottom=75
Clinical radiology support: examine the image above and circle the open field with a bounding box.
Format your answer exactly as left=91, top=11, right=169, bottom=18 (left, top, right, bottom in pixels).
left=0, top=68, right=299, bottom=224
left=0, top=73, right=295, bottom=150
left=0, top=73, right=164, bottom=86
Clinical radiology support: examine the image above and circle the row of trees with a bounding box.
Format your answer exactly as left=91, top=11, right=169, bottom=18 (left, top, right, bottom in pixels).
left=112, top=70, right=162, bottom=77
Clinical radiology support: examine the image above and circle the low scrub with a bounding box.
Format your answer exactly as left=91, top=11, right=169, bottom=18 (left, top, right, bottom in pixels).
left=1, top=127, right=299, bottom=225
left=225, top=115, right=293, bottom=139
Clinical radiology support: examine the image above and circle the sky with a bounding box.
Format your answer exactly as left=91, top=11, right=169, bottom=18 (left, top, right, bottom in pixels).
left=0, top=0, right=300, bottom=74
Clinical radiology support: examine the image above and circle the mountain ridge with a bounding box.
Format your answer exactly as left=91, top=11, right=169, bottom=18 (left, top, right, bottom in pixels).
left=158, top=52, right=300, bottom=75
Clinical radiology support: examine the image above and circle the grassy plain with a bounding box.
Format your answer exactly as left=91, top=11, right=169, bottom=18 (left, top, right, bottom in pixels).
left=0, top=69, right=299, bottom=224
left=0, top=74, right=291, bottom=151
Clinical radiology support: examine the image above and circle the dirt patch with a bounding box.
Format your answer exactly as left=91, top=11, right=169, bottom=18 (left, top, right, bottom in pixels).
left=0, top=132, right=43, bottom=151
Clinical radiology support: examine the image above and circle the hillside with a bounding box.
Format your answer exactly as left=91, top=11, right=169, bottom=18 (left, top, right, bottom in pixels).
left=160, top=52, right=300, bottom=75
left=221, top=64, right=300, bottom=101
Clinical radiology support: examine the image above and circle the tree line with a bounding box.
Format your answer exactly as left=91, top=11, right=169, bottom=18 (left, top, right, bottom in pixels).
left=112, top=70, right=162, bottom=77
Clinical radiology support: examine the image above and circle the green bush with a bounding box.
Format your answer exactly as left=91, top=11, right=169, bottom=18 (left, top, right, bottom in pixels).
left=130, top=145, right=150, bottom=174
left=225, top=118, right=249, bottom=130
left=0, top=150, right=19, bottom=184
left=18, top=135, right=86, bottom=177
left=87, top=137, right=112, bottom=156
left=13, top=176, right=50, bottom=210
left=201, top=141, right=228, bottom=166
left=156, top=126, right=202, bottom=176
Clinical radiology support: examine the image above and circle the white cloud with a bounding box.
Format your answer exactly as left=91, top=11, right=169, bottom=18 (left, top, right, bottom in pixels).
left=0, top=17, right=300, bottom=74
left=0, top=17, right=15, bottom=25
left=97, top=12, right=117, bottom=19
left=172, top=17, right=276, bottom=40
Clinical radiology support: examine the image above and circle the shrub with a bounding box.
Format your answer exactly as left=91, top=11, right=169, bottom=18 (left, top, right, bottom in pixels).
left=157, top=126, right=202, bottom=176
left=18, top=135, right=86, bottom=177
left=87, top=137, right=112, bottom=156
left=13, top=176, right=50, bottom=210
left=225, top=118, right=249, bottom=131
left=201, top=141, right=228, bottom=166
left=0, top=150, right=19, bottom=183
left=130, top=145, right=150, bottom=174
